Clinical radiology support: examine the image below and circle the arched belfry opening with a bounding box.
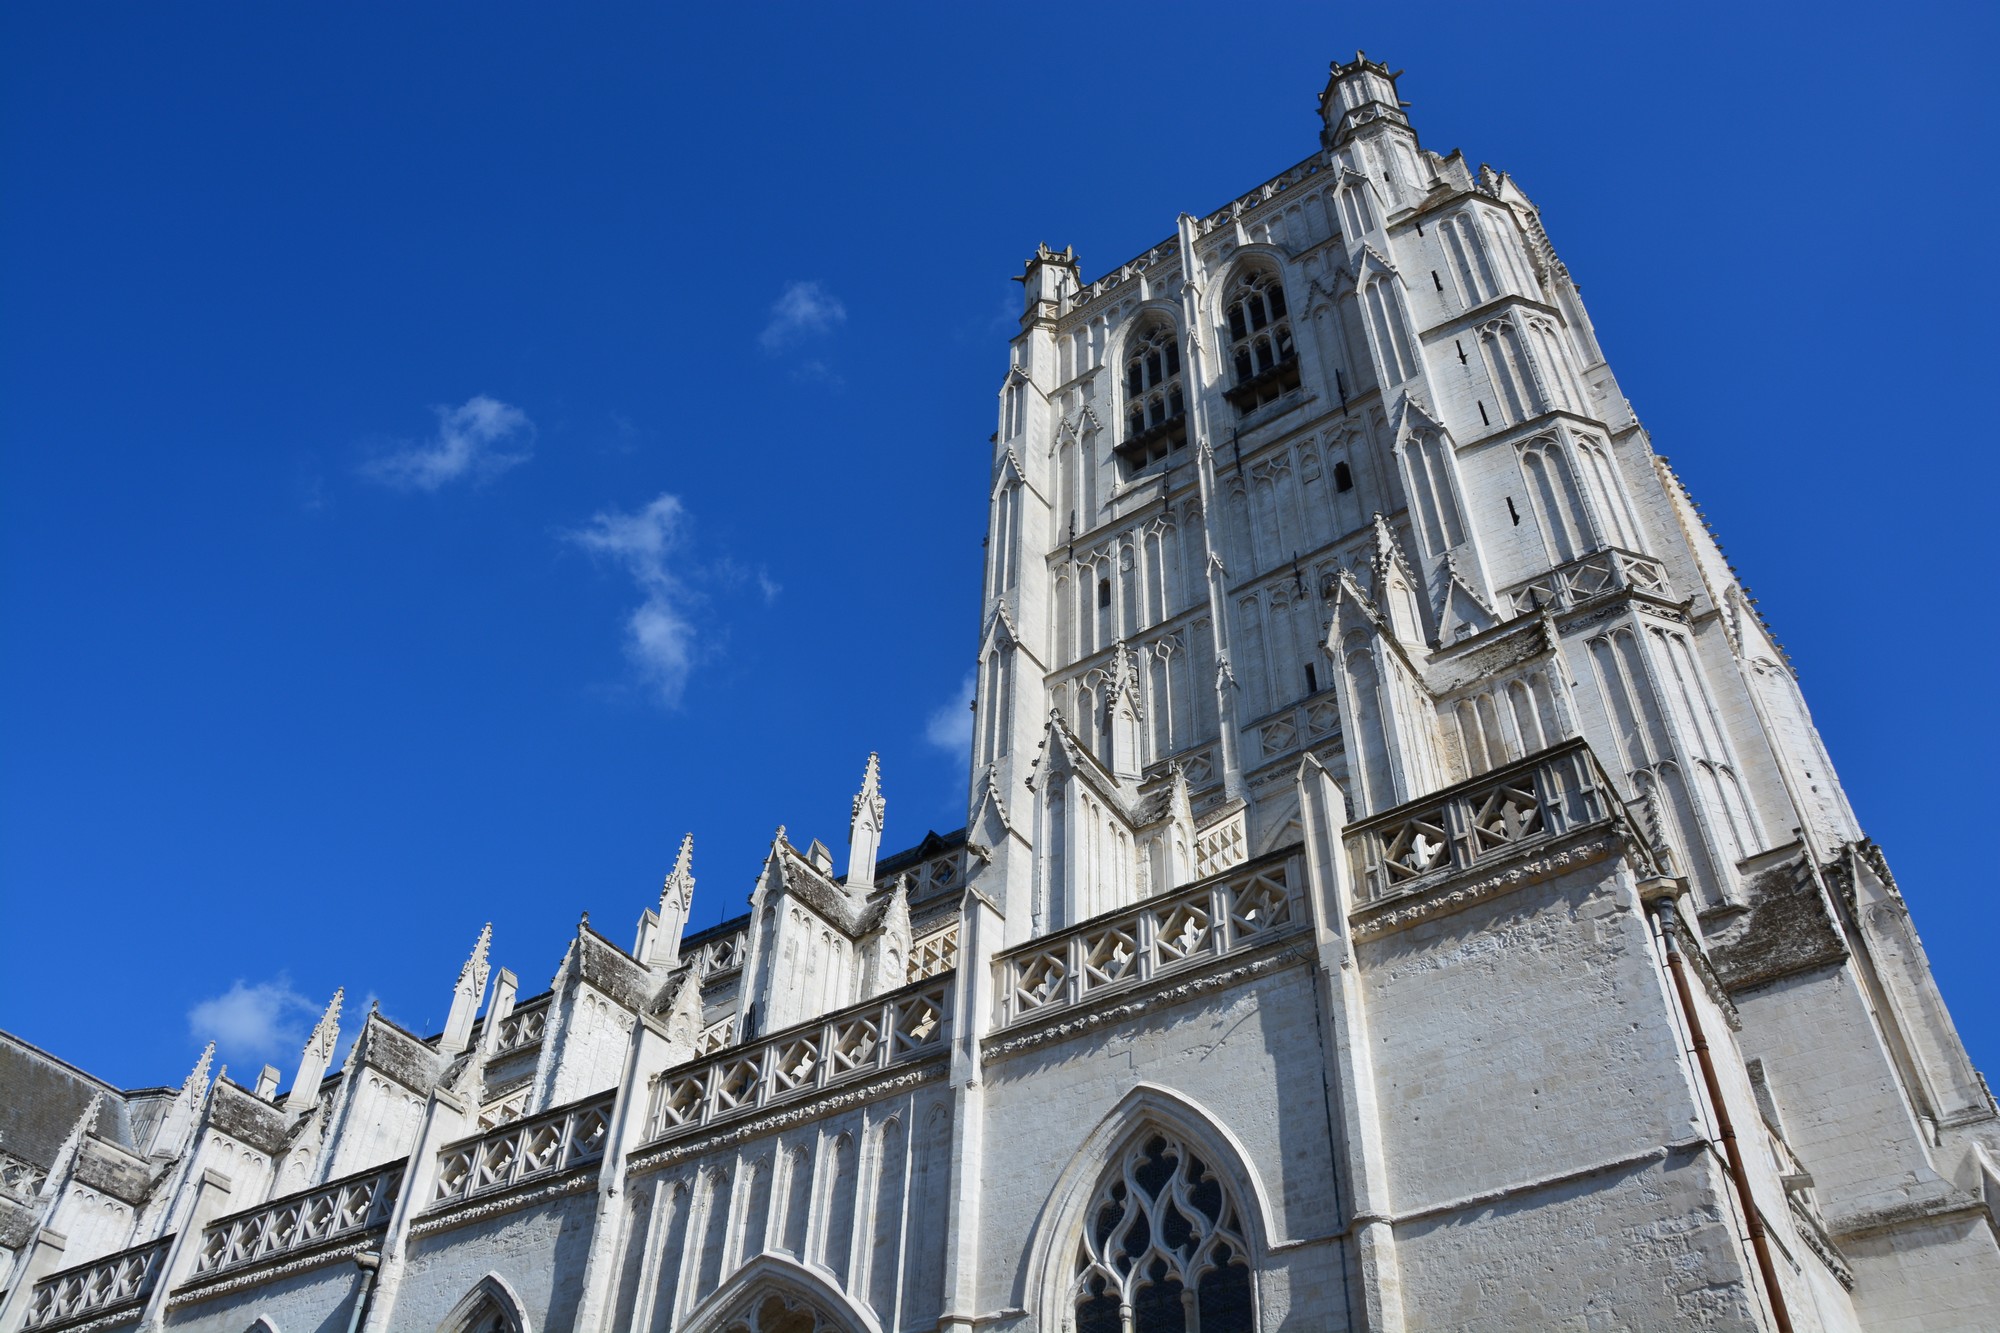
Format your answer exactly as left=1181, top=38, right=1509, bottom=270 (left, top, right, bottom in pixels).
left=1068, top=1130, right=1255, bottom=1333
left=438, top=1273, right=530, bottom=1333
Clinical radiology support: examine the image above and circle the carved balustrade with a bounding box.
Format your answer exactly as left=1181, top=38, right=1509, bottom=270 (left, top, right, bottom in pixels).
left=23, top=1235, right=170, bottom=1331
left=993, top=854, right=1305, bottom=1029
left=692, top=929, right=747, bottom=977
left=1347, top=738, right=1625, bottom=903
left=432, top=1092, right=613, bottom=1206
left=193, top=1162, right=401, bottom=1279
left=492, top=997, right=549, bottom=1054
left=0, top=1148, right=46, bottom=1205
left=646, top=976, right=952, bottom=1142
left=907, top=925, right=959, bottom=983
left=1192, top=809, right=1249, bottom=879
left=1502, top=547, right=1673, bottom=617
left=1072, top=153, right=1330, bottom=312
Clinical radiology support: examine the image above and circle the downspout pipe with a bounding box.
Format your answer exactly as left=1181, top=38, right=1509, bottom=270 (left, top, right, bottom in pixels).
left=345, top=1252, right=381, bottom=1333
left=1645, top=884, right=1794, bottom=1333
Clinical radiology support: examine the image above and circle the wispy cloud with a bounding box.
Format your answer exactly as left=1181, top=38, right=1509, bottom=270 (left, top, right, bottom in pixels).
left=759, top=281, right=847, bottom=351
left=360, top=395, right=535, bottom=492
left=564, top=493, right=700, bottom=706
left=925, top=672, right=976, bottom=758
left=187, top=977, right=320, bottom=1065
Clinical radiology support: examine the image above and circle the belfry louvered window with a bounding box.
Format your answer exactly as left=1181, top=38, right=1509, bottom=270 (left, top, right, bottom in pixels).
left=1120, top=320, right=1188, bottom=471
left=1222, top=269, right=1301, bottom=414
left=1072, top=1132, right=1255, bottom=1333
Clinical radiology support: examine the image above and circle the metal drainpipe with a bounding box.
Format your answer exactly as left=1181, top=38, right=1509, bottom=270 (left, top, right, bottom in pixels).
left=1648, top=888, right=1794, bottom=1333
left=345, top=1252, right=382, bottom=1333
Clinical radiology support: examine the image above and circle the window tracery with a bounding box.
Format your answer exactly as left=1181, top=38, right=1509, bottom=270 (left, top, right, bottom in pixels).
left=1070, top=1133, right=1254, bottom=1333
left=1223, top=269, right=1299, bottom=412
left=1121, top=320, right=1187, bottom=470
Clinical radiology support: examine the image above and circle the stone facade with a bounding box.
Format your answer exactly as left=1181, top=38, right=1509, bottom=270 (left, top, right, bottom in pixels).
left=3, top=50, right=1997, bottom=1333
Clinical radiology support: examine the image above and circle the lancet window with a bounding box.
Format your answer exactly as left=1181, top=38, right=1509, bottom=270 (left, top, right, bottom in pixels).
left=1479, top=319, right=1538, bottom=423
left=1519, top=438, right=1593, bottom=565
left=1122, top=321, right=1187, bottom=468
left=1071, top=1132, right=1253, bottom=1333
left=1363, top=278, right=1419, bottom=385
left=1439, top=212, right=1497, bottom=307
left=1223, top=269, right=1298, bottom=411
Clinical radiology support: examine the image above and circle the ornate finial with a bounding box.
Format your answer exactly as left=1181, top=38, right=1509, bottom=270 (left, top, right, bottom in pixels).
left=306, top=988, right=344, bottom=1058
left=852, top=753, right=885, bottom=824
left=459, top=923, right=493, bottom=991
left=661, top=833, right=696, bottom=914
left=180, top=1043, right=215, bottom=1101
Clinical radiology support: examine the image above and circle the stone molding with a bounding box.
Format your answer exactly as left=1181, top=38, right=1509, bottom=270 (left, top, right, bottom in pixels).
left=407, top=1164, right=600, bottom=1239
left=166, top=1234, right=378, bottom=1307
left=1348, top=830, right=1621, bottom=941
left=1788, top=1195, right=1855, bottom=1291
left=983, top=943, right=1313, bottom=1061
left=625, top=1062, right=947, bottom=1179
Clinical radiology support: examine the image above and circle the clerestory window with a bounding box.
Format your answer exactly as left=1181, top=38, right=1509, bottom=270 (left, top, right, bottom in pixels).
left=1071, top=1132, right=1254, bottom=1333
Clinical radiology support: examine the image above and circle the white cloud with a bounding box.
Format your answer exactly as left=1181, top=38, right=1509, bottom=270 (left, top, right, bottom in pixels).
left=925, top=672, right=977, bottom=757
left=760, top=281, right=847, bottom=351
left=187, top=977, right=319, bottom=1065
left=564, top=493, right=700, bottom=706
left=361, top=395, right=535, bottom=492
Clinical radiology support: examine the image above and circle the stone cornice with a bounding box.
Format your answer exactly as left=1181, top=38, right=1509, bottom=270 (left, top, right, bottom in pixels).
left=167, top=1233, right=380, bottom=1306
left=624, top=1062, right=947, bottom=1179
left=982, top=940, right=1314, bottom=1062
left=1348, top=829, right=1623, bottom=942
left=407, top=1164, right=600, bottom=1239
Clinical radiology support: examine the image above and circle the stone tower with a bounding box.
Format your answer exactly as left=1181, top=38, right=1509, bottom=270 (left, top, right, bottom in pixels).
left=2, top=51, right=1995, bottom=1333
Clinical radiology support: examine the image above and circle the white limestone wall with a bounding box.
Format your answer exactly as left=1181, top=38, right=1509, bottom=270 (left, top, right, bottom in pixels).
left=1730, top=969, right=1948, bottom=1220
left=1841, top=1214, right=2000, bottom=1332
left=597, top=1083, right=953, bottom=1333
left=323, top=1072, right=429, bottom=1182
left=394, top=1190, right=598, bottom=1332
left=972, top=962, right=1348, bottom=1329
left=164, top=1257, right=360, bottom=1333
left=40, top=1185, right=135, bottom=1268
left=1361, top=856, right=1701, bottom=1208
left=1393, top=1148, right=1763, bottom=1330
left=542, top=985, right=637, bottom=1112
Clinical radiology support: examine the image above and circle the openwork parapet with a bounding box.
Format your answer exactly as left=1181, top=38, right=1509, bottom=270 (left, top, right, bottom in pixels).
left=1502, top=547, right=1672, bottom=617
left=646, top=976, right=952, bottom=1142
left=23, top=1235, right=170, bottom=1331
left=492, top=997, right=549, bottom=1054
left=994, top=854, right=1305, bottom=1029
left=0, top=1148, right=46, bottom=1205
left=195, top=1162, right=401, bottom=1278
left=1348, top=738, right=1625, bottom=903
left=432, top=1092, right=613, bottom=1206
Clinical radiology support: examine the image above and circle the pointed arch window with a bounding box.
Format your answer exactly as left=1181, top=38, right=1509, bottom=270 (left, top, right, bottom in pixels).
left=1120, top=320, right=1187, bottom=472
left=1223, top=269, right=1299, bottom=413
left=441, top=1276, right=527, bottom=1333
left=1071, top=1132, right=1254, bottom=1333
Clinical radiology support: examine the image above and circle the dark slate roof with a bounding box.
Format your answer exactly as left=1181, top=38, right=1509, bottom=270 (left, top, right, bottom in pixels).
left=0, top=1031, right=132, bottom=1166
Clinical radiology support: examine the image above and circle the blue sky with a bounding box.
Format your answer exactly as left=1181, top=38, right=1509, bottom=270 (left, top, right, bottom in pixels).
left=3, top=2, right=1995, bottom=1089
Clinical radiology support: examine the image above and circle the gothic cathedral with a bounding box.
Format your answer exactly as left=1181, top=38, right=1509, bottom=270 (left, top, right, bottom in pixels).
left=5, top=53, right=1997, bottom=1333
